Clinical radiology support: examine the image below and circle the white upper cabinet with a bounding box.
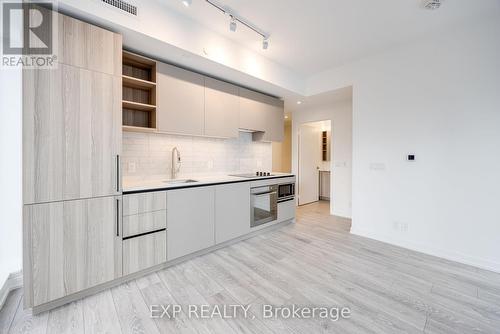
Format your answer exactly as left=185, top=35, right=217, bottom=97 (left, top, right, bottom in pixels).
left=239, top=87, right=284, bottom=142
left=156, top=62, right=205, bottom=136
left=239, top=87, right=267, bottom=132
left=204, top=77, right=239, bottom=138
left=155, top=61, right=284, bottom=141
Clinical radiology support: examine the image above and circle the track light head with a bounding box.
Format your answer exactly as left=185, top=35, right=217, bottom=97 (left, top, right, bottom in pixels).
left=229, top=16, right=237, bottom=32
left=182, top=0, right=192, bottom=7
left=262, top=37, right=269, bottom=50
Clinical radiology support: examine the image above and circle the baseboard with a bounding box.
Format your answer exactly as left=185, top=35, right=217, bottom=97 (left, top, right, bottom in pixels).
left=331, top=210, right=352, bottom=219
left=0, top=270, right=23, bottom=310
left=350, top=227, right=500, bottom=274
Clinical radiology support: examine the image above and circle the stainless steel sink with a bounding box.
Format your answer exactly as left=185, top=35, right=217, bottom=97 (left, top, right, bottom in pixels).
left=163, top=179, right=198, bottom=184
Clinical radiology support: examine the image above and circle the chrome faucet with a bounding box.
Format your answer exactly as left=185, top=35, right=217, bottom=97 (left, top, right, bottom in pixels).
left=171, top=147, right=181, bottom=179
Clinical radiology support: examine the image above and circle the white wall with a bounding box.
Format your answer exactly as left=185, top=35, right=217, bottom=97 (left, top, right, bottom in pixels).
left=0, top=67, right=23, bottom=288
left=307, top=15, right=500, bottom=272
left=292, top=99, right=353, bottom=218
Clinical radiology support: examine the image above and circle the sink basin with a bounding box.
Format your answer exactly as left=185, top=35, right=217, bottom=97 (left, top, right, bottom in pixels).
left=163, top=179, right=198, bottom=184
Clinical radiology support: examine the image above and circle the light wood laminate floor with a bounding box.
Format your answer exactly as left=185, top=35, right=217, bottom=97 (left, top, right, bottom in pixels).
left=2, top=201, right=500, bottom=333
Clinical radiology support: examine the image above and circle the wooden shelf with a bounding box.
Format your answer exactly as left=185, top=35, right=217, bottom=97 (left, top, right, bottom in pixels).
left=122, top=100, right=156, bottom=111
left=122, top=50, right=157, bottom=131
left=122, top=125, right=157, bottom=133
left=122, top=75, right=156, bottom=90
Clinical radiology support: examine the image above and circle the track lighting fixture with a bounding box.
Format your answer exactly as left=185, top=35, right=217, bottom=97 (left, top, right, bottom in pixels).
left=205, top=0, right=270, bottom=49
left=262, top=37, right=269, bottom=50
left=229, top=16, right=237, bottom=32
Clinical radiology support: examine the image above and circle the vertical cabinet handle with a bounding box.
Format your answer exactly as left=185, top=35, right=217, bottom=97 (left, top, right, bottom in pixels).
left=116, top=198, right=120, bottom=237
left=116, top=154, right=120, bottom=193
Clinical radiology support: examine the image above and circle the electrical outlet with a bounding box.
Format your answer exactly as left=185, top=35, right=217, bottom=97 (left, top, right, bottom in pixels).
left=207, top=160, right=214, bottom=169
left=128, top=162, right=136, bottom=173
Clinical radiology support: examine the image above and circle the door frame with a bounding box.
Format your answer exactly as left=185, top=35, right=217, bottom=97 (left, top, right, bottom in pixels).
left=297, top=119, right=332, bottom=206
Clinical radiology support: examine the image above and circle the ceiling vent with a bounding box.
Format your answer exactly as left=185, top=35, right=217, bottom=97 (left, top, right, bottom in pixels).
left=101, top=0, right=137, bottom=16
left=423, top=0, right=443, bottom=10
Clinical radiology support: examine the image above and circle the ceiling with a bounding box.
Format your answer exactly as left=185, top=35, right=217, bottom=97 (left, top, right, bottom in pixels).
left=159, top=0, right=500, bottom=77
left=285, top=86, right=353, bottom=113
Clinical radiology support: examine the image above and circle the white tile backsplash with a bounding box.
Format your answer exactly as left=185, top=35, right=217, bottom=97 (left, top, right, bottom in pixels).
left=122, top=131, right=272, bottom=179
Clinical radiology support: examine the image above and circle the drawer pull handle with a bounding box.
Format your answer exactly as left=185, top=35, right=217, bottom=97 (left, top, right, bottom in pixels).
left=122, top=228, right=166, bottom=241
left=116, top=199, right=120, bottom=237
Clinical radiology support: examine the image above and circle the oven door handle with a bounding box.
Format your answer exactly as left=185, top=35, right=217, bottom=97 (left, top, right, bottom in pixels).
left=252, top=190, right=277, bottom=197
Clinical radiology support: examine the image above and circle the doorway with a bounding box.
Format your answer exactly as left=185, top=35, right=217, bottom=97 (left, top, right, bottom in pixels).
left=298, top=120, right=331, bottom=206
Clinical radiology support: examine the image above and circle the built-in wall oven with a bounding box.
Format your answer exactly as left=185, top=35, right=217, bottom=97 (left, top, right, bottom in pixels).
left=250, top=185, right=278, bottom=228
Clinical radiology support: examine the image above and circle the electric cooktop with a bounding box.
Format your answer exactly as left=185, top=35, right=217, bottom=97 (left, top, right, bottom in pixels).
left=230, top=172, right=275, bottom=178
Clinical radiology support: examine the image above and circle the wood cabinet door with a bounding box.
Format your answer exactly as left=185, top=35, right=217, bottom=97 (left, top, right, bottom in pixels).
left=25, top=196, right=122, bottom=307
left=167, top=187, right=215, bottom=260
left=123, top=231, right=167, bottom=276
left=215, top=182, right=251, bottom=244
left=57, top=12, right=122, bottom=76
left=156, top=62, right=205, bottom=135
left=204, top=77, right=239, bottom=138
left=23, top=64, right=122, bottom=204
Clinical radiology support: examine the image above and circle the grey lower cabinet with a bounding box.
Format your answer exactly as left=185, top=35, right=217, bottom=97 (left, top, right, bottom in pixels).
left=278, top=200, right=295, bottom=222
left=167, top=186, right=216, bottom=260
left=24, top=196, right=122, bottom=308
left=215, top=182, right=251, bottom=243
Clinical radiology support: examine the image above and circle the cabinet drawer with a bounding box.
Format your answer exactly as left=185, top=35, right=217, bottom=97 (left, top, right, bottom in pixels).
left=123, top=230, right=166, bottom=276
left=123, top=191, right=166, bottom=216
left=122, top=210, right=166, bottom=238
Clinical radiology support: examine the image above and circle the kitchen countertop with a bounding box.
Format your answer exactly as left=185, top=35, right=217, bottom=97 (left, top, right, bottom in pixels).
left=123, top=173, right=295, bottom=194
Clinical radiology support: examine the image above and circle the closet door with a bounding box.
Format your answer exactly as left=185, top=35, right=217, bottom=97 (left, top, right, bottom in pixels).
left=23, top=64, right=122, bottom=204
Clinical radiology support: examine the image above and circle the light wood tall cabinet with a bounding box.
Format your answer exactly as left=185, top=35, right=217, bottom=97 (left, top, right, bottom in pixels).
left=157, top=62, right=205, bottom=135
left=24, top=196, right=122, bottom=307
left=23, top=64, right=122, bottom=204
left=23, top=12, right=123, bottom=310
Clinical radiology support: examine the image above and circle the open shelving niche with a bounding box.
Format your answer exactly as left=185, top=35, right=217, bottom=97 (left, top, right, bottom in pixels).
left=122, top=50, right=157, bottom=132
